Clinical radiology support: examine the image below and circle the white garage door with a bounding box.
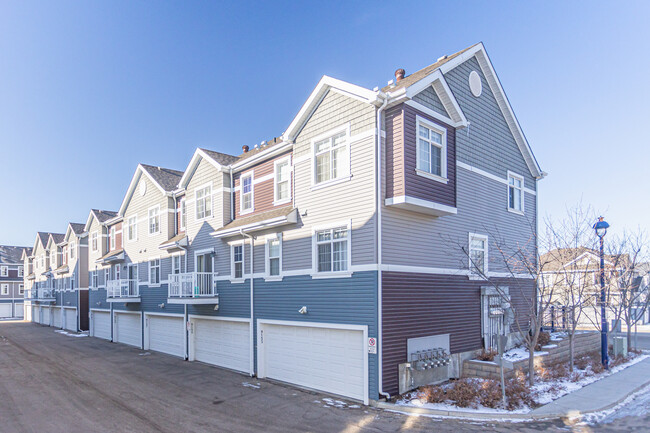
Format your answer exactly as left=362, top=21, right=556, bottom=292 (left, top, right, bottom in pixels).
left=52, top=308, right=62, bottom=328
left=0, top=304, right=11, bottom=318
left=114, top=312, right=141, bottom=348
left=190, top=317, right=250, bottom=373
left=146, top=315, right=185, bottom=358
left=41, top=307, right=50, bottom=326
left=64, top=308, right=77, bottom=331
left=259, top=323, right=366, bottom=402
left=32, top=306, right=39, bottom=323
left=91, top=310, right=111, bottom=340
left=15, top=303, right=24, bottom=318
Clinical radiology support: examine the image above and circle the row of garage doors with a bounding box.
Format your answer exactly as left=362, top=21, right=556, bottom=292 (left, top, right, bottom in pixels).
left=31, top=305, right=77, bottom=331
left=89, top=310, right=367, bottom=403
left=0, top=302, right=24, bottom=318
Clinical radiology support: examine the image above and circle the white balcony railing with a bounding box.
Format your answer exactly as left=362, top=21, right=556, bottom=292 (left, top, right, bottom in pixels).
left=106, top=279, right=139, bottom=299
left=37, top=287, right=55, bottom=299
left=169, top=272, right=217, bottom=298
left=24, top=288, right=33, bottom=300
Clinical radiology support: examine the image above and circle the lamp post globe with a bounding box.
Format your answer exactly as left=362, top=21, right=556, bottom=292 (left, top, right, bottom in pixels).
left=593, top=216, right=610, bottom=368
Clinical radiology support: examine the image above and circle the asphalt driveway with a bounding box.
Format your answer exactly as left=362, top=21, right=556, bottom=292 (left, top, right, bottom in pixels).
left=0, top=321, right=639, bottom=433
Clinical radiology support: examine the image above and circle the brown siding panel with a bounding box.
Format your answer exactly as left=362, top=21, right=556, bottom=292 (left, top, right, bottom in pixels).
left=402, top=104, right=456, bottom=208
left=381, top=271, right=534, bottom=396
left=385, top=105, right=404, bottom=199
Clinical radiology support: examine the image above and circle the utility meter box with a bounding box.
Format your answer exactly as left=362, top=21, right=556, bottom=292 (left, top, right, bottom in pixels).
left=613, top=336, right=627, bottom=357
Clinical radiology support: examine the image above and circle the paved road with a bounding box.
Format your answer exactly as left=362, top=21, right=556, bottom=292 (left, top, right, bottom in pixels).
left=0, top=321, right=647, bottom=432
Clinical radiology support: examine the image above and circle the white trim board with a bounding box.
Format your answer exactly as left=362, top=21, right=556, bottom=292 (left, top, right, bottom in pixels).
left=457, top=161, right=536, bottom=195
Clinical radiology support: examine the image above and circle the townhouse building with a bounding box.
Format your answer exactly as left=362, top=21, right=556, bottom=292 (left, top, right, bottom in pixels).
left=75, top=43, right=543, bottom=404
left=24, top=232, right=59, bottom=323
left=0, top=245, right=28, bottom=318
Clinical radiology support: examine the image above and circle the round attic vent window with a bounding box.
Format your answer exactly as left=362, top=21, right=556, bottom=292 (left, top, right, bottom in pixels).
left=139, top=181, right=147, bottom=196
left=469, top=70, right=482, bottom=97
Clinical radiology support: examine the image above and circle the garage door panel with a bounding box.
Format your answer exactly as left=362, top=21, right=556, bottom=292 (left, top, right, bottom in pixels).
left=14, top=303, right=24, bottom=318
left=147, top=315, right=184, bottom=357
left=0, top=304, right=11, bottom=318
left=192, top=318, right=249, bottom=373
left=42, top=307, right=50, bottom=325
left=92, top=311, right=111, bottom=340
left=64, top=309, right=77, bottom=331
left=261, top=324, right=365, bottom=401
left=52, top=308, right=62, bottom=328
left=115, top=313, right=141, bottom=348
left=32, top=306, right=39, bottom=323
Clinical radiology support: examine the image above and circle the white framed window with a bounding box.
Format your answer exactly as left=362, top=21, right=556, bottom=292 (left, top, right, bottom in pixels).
left=90, top=270, right=97, bottom=289
left=231, top=244, right=244, bottom=280
left=70, top=242, right=76, bottom=260
left=113, top=264, right=120, bottom=281
left=91, top=231, right=98, bottom=252
left=172, top=255, right=182, bottom=274
left=148, top=206, right=160, bottom=235
left=19, top=284, right=24, bottom=295
left=149, top=259, right=160, bottom=285
left=507, top=171, right=524, bottom=214
left=126, top=215, right=138, bottom=241
left=1, top=284, right=8, bottom=295
left=274, top=157, right=291, bottom=204
left=1, top=266, right=7, bottom=277
left=195, top=183, right=213, bottom=220
left=265, top=234, right=282, bottom=278
left=62, top=247, right=68, bottom=265
left=240, top=172, right=254, bottom=214
left=312, top=125, right=350, bottom=186
left=312, top=221, right=351, bottom=275
left=179, top=198, right=187, bottom=231
left=109, top=226, right=116, bottom=250
left=18, top=266, right=23, bottom=277
left=104, top=268, right=110, bottom=284
left=416, top=116, right=447, bottom=182
left=70, top=273, right=75, bottom=290
left=469, top=233, right=488, bottom=277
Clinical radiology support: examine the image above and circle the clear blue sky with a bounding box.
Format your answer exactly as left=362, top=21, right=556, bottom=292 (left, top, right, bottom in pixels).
left=1, top=1, right=648, bottom=247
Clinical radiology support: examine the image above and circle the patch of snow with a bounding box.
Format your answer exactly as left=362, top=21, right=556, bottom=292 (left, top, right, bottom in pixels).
left=541, top=344, right=558, bottom=349
left=500, top=347, right=547, bottom=362
left=470, top=359, right=498, bottom=365
left=138, top=352, right=151, bottom=356
left=242, top=382, right=261, bottom=389
left=54, top=330, right=88, bottom=338
left=322, top=398, right=349, bottom=408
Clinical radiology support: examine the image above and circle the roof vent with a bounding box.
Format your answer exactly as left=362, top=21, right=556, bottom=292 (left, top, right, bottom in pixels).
left=395, top=69, right=405, bottom=82
left=254, top=144, right=258, bottom=149
left=437, top=55, right=448, bottom=62
left=242, top=145, right=249, bottom=153
left=387, top=79, right=394, bottom=88
left=261, top=141, right=266, bottom=147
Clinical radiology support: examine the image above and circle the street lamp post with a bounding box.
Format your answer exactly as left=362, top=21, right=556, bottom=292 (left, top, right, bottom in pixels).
left=593, top=216, right=610, bottom=369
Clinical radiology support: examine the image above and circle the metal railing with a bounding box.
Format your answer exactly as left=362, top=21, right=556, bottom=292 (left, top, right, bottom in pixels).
left=24, top=288, right=33, bottom=300
left=37, top=287, right=55, bottom=299
left=106, top=279, right=139, bottom=299
left=168, top=272, right=217, bottom=298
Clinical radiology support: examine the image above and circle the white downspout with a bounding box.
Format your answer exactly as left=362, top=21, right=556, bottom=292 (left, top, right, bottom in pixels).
left=230, top=167, right=234, bottom=222
left=240, top=229, right=255, bottom=377
left=376, top=92, right=390, bottom=400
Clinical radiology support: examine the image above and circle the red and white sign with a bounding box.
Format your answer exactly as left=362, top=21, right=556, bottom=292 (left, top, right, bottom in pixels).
left=367, top=337, right=377, bottom=354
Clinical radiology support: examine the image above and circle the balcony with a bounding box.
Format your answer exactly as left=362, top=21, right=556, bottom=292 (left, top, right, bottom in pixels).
left=168, top=272, right=219, bottom=305
left=106, top=279, right=140, bottom=303
left=37, top=287, right=55, bottom=302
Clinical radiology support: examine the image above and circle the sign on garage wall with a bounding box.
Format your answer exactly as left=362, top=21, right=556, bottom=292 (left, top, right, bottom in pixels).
left=368, top=337, right=377, bottom=354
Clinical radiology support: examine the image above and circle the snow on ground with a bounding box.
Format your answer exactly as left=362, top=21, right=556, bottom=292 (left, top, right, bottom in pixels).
left=242, top=382, right=261, bottom=389
left=54, top=330, right=88, bottom=338
left=397, top=352, right=649, bottom=415
left=500, top=347, right=548, bottom=362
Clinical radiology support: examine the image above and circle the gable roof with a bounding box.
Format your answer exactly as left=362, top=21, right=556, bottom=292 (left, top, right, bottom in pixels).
left=0, top=245, right=30, bottom=264
left=541, top=247, right=621, bottom=271
left=118, top=164, right=183, bottom=216
left=48, top=233, right=65, bottom=248
left=69, top=223, right=86, bottom=235
left=382, top=42, right=543, bottom=179
left=21, top=247, right=33, bottom=260
left=84, top=209, right=118, bottom=232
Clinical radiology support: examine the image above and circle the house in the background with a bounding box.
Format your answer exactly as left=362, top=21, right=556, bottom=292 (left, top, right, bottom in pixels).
left=24, top=232, right=60, bottom=324
left=0, top=245, right=29, bottom=319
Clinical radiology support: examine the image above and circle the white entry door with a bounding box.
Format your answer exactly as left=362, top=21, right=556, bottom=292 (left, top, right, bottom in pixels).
left=146, top=314, right=185, bottom=358
left=14, top=303, right=24, bottom=318
left=190, top=317, right=250, bottom=373
left=114, top=312, right=141, bottom=348
left=52, top=308, right=62, bottom=328
left=64, top=308, right=77, bottom=332
left=258, top=321, right=367, bottom=403
left=0, top=303, right=11, bottom=318
left=91, top=310, right=111, bottom=340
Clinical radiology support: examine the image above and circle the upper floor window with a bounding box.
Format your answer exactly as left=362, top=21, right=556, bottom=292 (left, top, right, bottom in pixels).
left=266, top=235, right=282, bottom=277
left=90, top=271, right=98, bottom=289
left=274, top=158, right=291, bottom=204
left=416, top=117, right=447, bottom=182
left=172, top=255, right=182, bottom=274
left=315, top=226, right=349, bottom=273
left=179, top=198, right=187, bottom=230
left=232, top=244, right=244, bottom=279
left=70, top=242, right=76, bottom=260
left=109, top=226, right=116, bottom=250
left=62, top=247, right=68, bottom=265
left=1, top=284, right=8, bottom=295
left=241, top=173, right=253, bottom=213
left=196, top=184, right=212, bottom=220
left=0, top=266, right=7, bottom=277
left=313, top=129, right=349, bottom=185
left=91, top=232, right=98, bottom=252
left=469, top=233, right=488, bottom=276
left=149, top=207, right=160, bottom=235
left=18, top=284, right=24, bottom=295
left=508, top=172, right=524, bottom=214
left=149, top=259, right=160, bottom=285
left=127, top=215, right=138, bottom=241
left=18, top=266, right=23, bottom=277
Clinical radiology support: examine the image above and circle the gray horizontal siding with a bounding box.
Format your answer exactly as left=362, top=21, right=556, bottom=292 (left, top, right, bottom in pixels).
left=412, top=86, right=449, bottom=118
left=445, top=56, right=537, bottom=190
